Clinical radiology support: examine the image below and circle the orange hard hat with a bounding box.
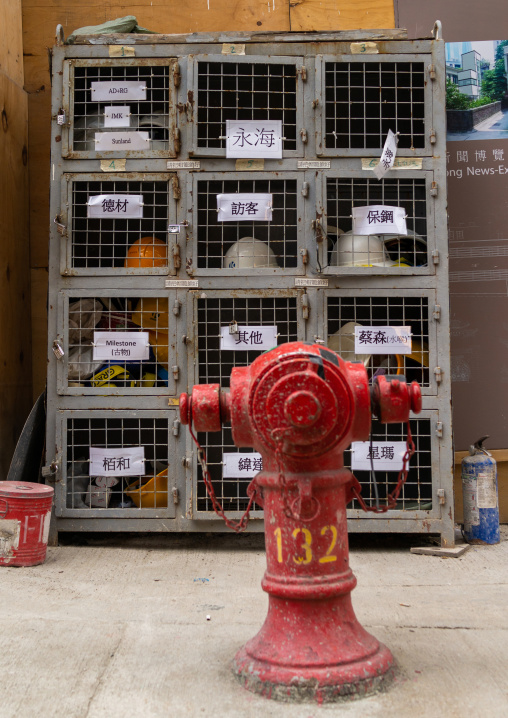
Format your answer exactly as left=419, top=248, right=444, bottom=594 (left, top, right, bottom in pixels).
left=124, top=237, right=167, bottom=268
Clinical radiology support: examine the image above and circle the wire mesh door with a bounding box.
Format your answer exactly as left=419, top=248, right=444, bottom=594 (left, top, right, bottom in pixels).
left=317, top=172, right=433, bottom=275
left=61, top=58, right=178, bottom=158
left=315, top=54, right=433, bottom=156
left=60, top=173, right=177, bottom=276
left=188, top=290, right=305, bottom=518
left=345, top=411, right=441, bottom=518
left=189, top=54, right=305, bottom=157
left=325, top=290, right=438, bottom=396
left=56, top=290, right=178, bottom=395
left=190, top=172, right=304, bottom=275
left=55, top=410, right=178, bottom=518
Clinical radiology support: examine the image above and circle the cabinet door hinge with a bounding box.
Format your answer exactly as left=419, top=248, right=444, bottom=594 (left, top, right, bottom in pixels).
left=173, top=62, right=181, bottom=88
left=173, top=127, right=181, bottom=155
left=430, top=181, right=438, bottom=197
left=432, top=250, right=440, bottom=265
left=301, top=181, right=309, bottom=198
left=297, top=66, right=307, bottom=81
left=172, top=242, right=181, bottom=269
left=427, top=64, right=437, bottom=81
left=300, top=128, right=308, bottom=144
left=173, top=299, right=182, bottom=316
left=437, top=488, right=446, bottom=504
left=429, top=128, right=437, bottom=144
left=172, top=419, right=181, bottom=436
left=172, top=487, right=180, bottom=504
left=433, top=304, right=441, bottom=321
left=301, top=293, right=310, bottom=321
left=436, top=421, right=443, bottom=438
left=172, top=175, right=181, bottom=201
left=434, top=366, right=443, bottom=383
left=172, top=365, right=180, bottom=381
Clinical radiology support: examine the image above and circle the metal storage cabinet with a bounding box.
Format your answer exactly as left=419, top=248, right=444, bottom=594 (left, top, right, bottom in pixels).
left=47, top=25, right=453, bottom=545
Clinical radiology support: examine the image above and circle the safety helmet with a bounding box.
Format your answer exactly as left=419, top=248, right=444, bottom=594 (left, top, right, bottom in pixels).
left=327, top=322, right=371, bottom=366
left=124, top=237, right=167, bottom=268
left=382, top=232, right=427, bottom=267
left=138, top=113, right=169, bottom=150
left=330, top=232, right=393, bottom=267
left=224, top=237, right=279, bottom=269
left=125, top=468, right=169, bottom=508
left=131, top=298, right=169, bottom=331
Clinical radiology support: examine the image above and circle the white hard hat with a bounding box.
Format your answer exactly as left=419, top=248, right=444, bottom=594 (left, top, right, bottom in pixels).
left=224, top=237, right=279, bottom=269
left=330, top=231, right=392, bottom=267
left=327, top=322, right=371, bottom=366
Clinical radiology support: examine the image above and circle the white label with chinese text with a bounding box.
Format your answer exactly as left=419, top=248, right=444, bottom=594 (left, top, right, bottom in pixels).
left=355, top=325, right=412, bottom=354
left=295, top=278, right=329, bottom=287
left=297, top=161, right=331, bottom=169
left=87, top=194, right=143, bottom=218
left=103, top=106, right=131, bottom=128
left=477, top=472, right=498, bottom=509
left=220, top=325, right=277, bottom=351
left=93, top=331, right=150, bottom=361
left=352, top=205, right=407, bottom=235
left=94, top=131, right=150, bottom=151
left=167, top=161, right=201, bottom=169
left=217, top=193, right=272, bottom=222
left=226, top=120, right=283, bottom=159
left=91, top=81, right=146, bottom=102
left=351, top=442, right=407, bottom=471
left=165, top=279, right=199, bottom=288
left=373, top=129, right=398, bottom=179
left=223, top=453, right=263, bottom=478
left=89, top=446, right=145, bottom=477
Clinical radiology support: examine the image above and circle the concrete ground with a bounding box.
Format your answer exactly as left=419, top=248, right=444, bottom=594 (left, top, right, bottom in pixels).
left=1, top=527, right=507, bottom=718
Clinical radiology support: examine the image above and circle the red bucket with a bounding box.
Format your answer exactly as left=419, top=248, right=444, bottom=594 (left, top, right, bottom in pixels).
left=0, top=482, right=54, bottom=567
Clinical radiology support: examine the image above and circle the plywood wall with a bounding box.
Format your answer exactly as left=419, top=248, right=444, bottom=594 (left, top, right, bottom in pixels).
left=0, top=0, right=32, bottom=479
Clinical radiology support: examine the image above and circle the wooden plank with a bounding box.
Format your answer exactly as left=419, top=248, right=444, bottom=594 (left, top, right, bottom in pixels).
left=0, top=0, right=24, bottom=86
left=30, top=268, right=48, bottom=400
left=290, top=0, right=395, bottom=32
left=0, top=72, right=32, bottom=479
left=27, top=92, right=50, bottom=268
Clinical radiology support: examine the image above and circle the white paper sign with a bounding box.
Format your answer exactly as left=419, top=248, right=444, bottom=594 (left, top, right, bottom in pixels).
left=87, top=194, right=144, bottom=218
left=351, top=441, right=407, bottom=471
left=94, top=131, right=150, bottom=151
left=104, top=106, right=131, bottom=128
left=217, top=194, right=272, bottom=222
left=223, top=452, right=263, bottom=478
left=225, top=120, right=283, bottom=159
left=352, top=205, right=407, bottom=235
left=89, top=446, right=145, bottom=477
left=91, top=81, right=146, bottom=102
left=373, top=129, right=398, bottom=179
left=93, top=331, right=150, bottom=361
left=355, top=325, right=412, bottom=354
left=220, top=325, right=277, bottom=351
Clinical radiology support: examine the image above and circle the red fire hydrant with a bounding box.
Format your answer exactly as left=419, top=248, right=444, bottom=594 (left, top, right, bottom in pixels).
left=180, top=341, right=421, bottom=703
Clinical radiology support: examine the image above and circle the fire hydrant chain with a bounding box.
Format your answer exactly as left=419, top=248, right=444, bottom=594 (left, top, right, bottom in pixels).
left=187, top=400, right=256, bottom=533
left=351, top=422, right=415, bottom=513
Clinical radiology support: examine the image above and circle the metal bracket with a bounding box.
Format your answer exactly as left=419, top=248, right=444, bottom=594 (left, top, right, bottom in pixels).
left=432, top=250, right=440, bottom=265
left=173, top=63, right=181, bottom=88
left=172, top=487, right=180, bottom=505
left=300, top=128, right=308, bottom=144
left=427, top=64, right=437, bottom=80
left=173, top=299, right=182, bottom=316
left=297, top=66, right=307, bottom=81
left=437, top=489, right=446, bottom=505
left=429, top=128, right=437, bottom=144
left=436, top=421, right=443, bottom=438
left=301, top=293, right=310, bottom=320
left=433, top=304, right=441, bottom=321
left=172, top=243, right=181, bottom=269
left=301, top=181, right=309, bottom=198
left=172, top=419, right=181, bottom=437
left=430, top=181, right=438, bottom=197
left=434, top=367, right=443, bottom=383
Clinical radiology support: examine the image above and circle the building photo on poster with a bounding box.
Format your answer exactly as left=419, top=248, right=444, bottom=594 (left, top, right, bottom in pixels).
left=446, top=38, right=508, bottom=448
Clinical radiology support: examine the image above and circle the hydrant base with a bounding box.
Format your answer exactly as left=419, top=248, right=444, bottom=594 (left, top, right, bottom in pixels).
left=232, top=643, right=396, bottom=704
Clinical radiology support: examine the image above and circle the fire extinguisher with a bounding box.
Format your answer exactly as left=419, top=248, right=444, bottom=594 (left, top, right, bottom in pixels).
left=461, top=436, right=500, bottom=545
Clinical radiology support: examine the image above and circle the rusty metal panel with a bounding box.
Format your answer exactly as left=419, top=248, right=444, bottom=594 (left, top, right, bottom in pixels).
left=61, top=58, right=179, bottom=160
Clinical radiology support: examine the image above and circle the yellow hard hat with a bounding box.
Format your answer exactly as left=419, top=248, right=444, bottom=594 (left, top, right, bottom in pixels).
left=131, top=298, right=169, bottom=331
